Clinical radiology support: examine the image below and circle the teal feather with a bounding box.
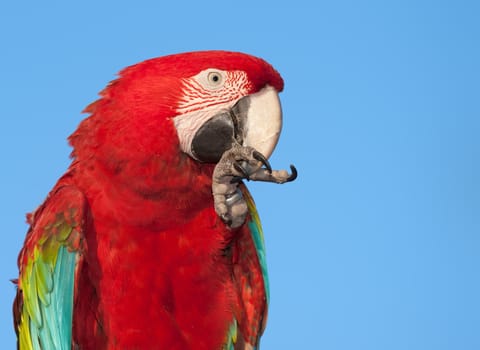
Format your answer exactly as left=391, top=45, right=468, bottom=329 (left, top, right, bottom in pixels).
left=16, top=186, right=84, bottom=350
left=242, top=187, right=270, bottom=306
left=45, top=246, right=76, bottom=350
left=248, top=220, right=270, bottom=304
left=23, top=245, right=76, bottom=349
left=29, top=319, right=42, bottom=350
left=37, top=323, right=55, bottom=350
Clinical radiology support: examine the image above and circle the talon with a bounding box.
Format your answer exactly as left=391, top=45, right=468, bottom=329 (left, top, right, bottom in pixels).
left=212, top=143, right=296, bottom=228
left=286, top=165, right=298, bottom=182
left=230, top=177, right=243, bottom=184
left=253, top=151, right=272, bottom=174
left=233, top=162, right=250, bottom=180
left=221, top=214, right=232, bottom=226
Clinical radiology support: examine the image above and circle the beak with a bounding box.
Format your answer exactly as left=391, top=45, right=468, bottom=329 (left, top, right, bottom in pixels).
left=191, top=85, right=282, bottom=163
left=237, top=85, right=282, bottom=159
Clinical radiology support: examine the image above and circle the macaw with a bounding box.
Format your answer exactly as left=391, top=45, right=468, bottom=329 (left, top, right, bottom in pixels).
left=13, top=51, right=297, bottom=350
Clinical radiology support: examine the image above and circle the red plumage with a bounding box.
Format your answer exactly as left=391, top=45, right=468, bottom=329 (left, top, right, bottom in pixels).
left=15, top=51, right=287, bottom=349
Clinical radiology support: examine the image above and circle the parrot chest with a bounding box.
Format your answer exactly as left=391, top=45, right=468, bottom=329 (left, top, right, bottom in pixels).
left=85, top=207, right=235, bottom=349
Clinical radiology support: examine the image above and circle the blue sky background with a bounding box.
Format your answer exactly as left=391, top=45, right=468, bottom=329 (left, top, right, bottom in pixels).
left=1, top=1, right=479, bottom=348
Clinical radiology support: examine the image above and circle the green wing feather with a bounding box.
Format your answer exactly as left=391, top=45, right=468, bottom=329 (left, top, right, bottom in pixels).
left=223, top=320, right=238, bottom=350
left=224, top=187, right=268, bottom=350
left=15, top=185, right=86, bottom=350
left=243, top=188, right=270, bottom=304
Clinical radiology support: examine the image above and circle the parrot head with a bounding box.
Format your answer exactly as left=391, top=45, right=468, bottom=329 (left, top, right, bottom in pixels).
left=172, top=52, right=284, bottom=164
left=70, top=51, right=295, bottom=225
left=71, top=51, right=283, bottom=165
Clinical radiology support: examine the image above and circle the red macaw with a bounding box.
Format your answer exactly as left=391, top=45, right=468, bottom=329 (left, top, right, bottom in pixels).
left=13, top=51, right=296, bottom=350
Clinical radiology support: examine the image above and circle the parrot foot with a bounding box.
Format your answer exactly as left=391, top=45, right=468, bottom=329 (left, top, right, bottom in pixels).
left=212, top=143, right=297, bottom=228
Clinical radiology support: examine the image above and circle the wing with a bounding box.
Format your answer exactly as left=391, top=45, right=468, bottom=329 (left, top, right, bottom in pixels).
left=226, top=185, right=269, bottom=350
left=14, top=185, right=87, bottom=350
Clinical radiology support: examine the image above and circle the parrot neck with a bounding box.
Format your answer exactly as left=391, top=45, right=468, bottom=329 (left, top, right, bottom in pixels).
left=71, top=150, right=216, bottom=230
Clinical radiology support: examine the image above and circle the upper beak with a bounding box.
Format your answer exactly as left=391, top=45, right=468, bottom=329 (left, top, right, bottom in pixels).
left=237, top=85, right=282, bottom=159
left=190, top=85, right=282, bottom=163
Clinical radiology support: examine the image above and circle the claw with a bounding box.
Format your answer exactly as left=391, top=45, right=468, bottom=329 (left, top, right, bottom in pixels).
left=221, top=214, right=232, bottom=227
left=212, top=143, right=297, bottom=228
left=248, top=163, right=298, bottom=184
left=233, top=162, right=250, bottom=180
left=286, top=165, right=298, bottom=182
left=229, top=176, right=243, bottom=184
left=253, top=151, right=272, bottom=173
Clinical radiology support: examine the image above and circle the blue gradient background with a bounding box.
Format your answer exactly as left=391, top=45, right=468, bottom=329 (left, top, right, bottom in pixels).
left=1, top=1, right=479, bottom=348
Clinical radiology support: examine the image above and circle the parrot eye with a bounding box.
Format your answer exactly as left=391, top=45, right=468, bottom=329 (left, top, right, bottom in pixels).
left=192, top=69, right=226, bottom=91
left=209, top=73, right=221, bottom=83
left=207, top=71, right=224, bottom=87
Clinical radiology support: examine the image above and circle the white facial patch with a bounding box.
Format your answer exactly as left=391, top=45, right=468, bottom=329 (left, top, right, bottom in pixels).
left=173, top=69, right=250, bottom=157
left=176, top=70, right=250, bottom=115
left=172, top=104, right=232, bottom=157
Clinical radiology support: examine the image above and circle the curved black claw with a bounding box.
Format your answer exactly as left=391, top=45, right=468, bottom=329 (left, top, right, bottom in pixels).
left=230, top=176, right=243, bottom=184
left=233, top=162, right=250, bottom=180
left=253, top=151, right=272, bottom=174
left=286, top=165, right=298, bottom=182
